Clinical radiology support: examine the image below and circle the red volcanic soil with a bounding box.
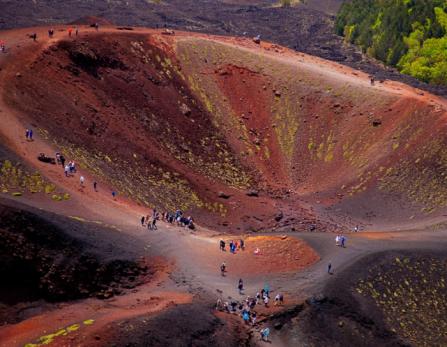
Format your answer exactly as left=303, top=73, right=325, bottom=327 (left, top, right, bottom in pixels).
left=217, top=235, right=320, bottom=275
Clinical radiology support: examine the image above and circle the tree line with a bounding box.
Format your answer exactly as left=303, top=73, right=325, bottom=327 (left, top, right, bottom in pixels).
left=336, top=0, right=447, bottom=85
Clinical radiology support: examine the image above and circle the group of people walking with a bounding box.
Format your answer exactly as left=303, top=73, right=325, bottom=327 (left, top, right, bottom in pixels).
left=216, top=282, right=282, bottom=342
left=140, top=209, right=195, bottom=231
left=335, top=234, right=347, bottom=247
left=219, top=238, right=244, bottom=253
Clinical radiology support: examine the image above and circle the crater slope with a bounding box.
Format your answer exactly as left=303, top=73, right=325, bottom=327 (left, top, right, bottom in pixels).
left=3, top=28, right=447, bottom=232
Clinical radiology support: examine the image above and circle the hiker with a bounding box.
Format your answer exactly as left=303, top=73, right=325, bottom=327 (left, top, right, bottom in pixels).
left=238, top=279, right=244, bottom=294
left=141, top=216, right=145, bottom=226
left=240, top=239, right=245, bottom=250
left=354, top=225, right=359, bottom=232
left=251, top=312, right=257, bottom=325
left=220, top=239, right=226, bottom=251
left=75, top=27, right=79, bottom=36
left=151, top=216, right=157, bottom=230
left=80, top=175, right=85, bottom=187
left=275, top=293, right=284, bottom=306
left=263, top=284, right=270, bottom=298
left=29, top=129, right=33, bottom=140
left=256, top=292, right=261, bottom=304
left=64, top=165, right=70, bottom=177
left=215, top=298, right=223, bottom=311
left=68, top=28, right=72, bottom=37
left=260, top=327, right=270, bottom=342
left=94, top=22, right=99, bottom=31
left=93, top=181, right=97, bottom=191
left=370, top=76, right=375, bottom=86
left=242, top=311, right=250, bottom=324
left=31, top=33, right=37, bottom=41
left=25, top=129, right=29, bottom=140
left=341, top=235, right=346, bottom=248
left=220, top=262, right=226, bottom=276
left=56, top=152, right=61, bottom=164
left=112, top=191, right=117, bottom=200
left=335, top=235, right=340, bottom=246
left=328, top=262, right=332, bottom=274
left=264, top=295, right=269, bottom=307
left=48, top=29, right=54, bottom=38
left=60, top=154, right=66, bottom=167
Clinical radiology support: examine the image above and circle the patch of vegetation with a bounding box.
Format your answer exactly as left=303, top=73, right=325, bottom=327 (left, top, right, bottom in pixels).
left=336, top=0, right=447, bottom=84
left=356, top=254, right=447, bottom=346
left=0, top=160, right=68, bottom=200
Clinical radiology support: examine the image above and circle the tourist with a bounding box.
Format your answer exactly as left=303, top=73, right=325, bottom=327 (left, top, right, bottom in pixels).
left=25, top=129, right=29, bottom=140
left=141, top=216, right=145, bottom=226
left=220, top=262, right=226, bottom=276
left=238, top=279, right=244, bottom=294
left=80, top=175, right=85, bottom=187
left=242, top=311, right=250, bottom=324
left=260, top=327, right=270, bottom=342
left=220, top=239, right=225, bottom=251
left=251, top=312, right=257, bottom=325
left=151, top=216, right=157, bottom=230
left=93, top=181, right=97, bottom=191
left=274, top=293, right=284, bottom=306
left=328, top=262, right=332, bottom=274
left=64, top=165, right=70, bottom=177
left=240, top=239, right=245, bottom=250
left=263, top=283, right=270, bottom=297
left=112, top=191, right=117, bottom=200
left=263, top=295, right=269, bottom=307
left=29, top=129, right=33, bottom=140
left=60, top=154, right=66, bottom=167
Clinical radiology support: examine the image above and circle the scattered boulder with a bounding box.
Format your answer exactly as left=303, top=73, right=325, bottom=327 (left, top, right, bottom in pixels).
left=246, top=189, right=259, bottom=197
left=274, top=90, right=281, bottom=97
left=253, top=35, right=261, bottom=44
left=274, top=322, right=283, bottom=330
left=372, top=119, right=382, bottom=127
left=162, top=29, right=175, bottom=35
left=274, top=212, right=284, bottom=222
left=15, top=72, right=22, bottom=78
left=180, top=103, right=191, bottom=116
left=218, top=191, right=231, bottom=199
